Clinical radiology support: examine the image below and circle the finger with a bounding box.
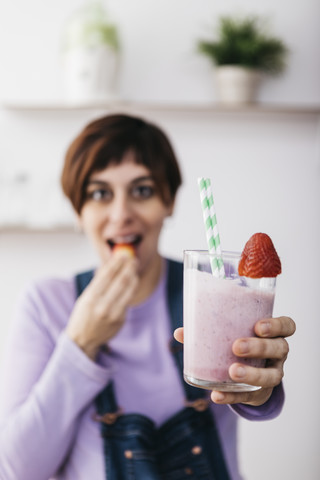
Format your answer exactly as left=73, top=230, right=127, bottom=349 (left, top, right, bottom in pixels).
left=211, top=387, right=273, bottom=406
left=97, top=261, right=138, bottom=314
left=255, top=316, right=296, bottom=338
left=90, top=256, right=137, bottom=298
left=108, top=273, right=139, bottom=320
left=173, top=327, right=184, bottom=344
left=229, top=361, right=284, bottom=388
left=232, top=337, right=289, bottom=360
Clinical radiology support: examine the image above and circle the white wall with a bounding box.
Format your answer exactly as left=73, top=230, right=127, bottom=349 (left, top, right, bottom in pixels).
left=0, top=1, right=319, bottom=479
left=1, top=0, right=319, bottom=104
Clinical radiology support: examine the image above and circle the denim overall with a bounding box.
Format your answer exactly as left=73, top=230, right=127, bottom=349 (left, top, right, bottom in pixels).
left=75, top=260, right=230, bottom=480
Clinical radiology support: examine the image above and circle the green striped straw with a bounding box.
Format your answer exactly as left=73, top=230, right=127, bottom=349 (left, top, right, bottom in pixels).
left=198, top=177, right=225, bottom=278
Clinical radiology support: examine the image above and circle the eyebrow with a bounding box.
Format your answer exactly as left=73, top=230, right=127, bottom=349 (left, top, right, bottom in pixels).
left=87, top=175, right=155, bottom=187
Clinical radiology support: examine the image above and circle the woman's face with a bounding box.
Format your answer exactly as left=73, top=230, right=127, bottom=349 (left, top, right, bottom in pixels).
left=78, top=151, right=174, bottom=274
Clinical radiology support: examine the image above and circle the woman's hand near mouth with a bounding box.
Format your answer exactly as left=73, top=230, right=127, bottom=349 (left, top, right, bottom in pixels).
left=66, top=253, right=139, bottom=360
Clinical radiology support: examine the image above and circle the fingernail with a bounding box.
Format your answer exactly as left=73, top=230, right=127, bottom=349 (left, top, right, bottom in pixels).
left=212, top=392, right=225, bottom=402
left=237, top=340, right=249, bottom=354
left=235, top=366, right=246, bottom=379
left=260, top=321, right=271, bottom=336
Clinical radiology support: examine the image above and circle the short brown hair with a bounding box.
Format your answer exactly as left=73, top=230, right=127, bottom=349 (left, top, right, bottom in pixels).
left=61, top=113, right=182, bottom=214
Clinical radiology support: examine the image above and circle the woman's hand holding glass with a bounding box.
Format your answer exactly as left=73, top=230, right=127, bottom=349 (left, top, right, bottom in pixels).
left=66, top=253, right=138, bottom=360
left=174, top=315, right=296, bottom=406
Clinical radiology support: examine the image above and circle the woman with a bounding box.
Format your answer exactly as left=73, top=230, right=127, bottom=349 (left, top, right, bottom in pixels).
left=0, top=114, right=295, bottom=480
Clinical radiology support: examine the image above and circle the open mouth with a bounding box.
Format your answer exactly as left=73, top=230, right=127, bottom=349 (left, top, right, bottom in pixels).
left=107, top=234, right=142, bottom=250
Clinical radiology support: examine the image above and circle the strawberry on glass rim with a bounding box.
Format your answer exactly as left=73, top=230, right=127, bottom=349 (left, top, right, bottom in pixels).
left=238, top=232, right=282, bottom=279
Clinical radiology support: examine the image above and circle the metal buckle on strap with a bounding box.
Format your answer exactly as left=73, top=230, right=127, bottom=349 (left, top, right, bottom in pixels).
left=93, top=409, right=123, bottom=425
left=185, top=398, right=210, bottom=412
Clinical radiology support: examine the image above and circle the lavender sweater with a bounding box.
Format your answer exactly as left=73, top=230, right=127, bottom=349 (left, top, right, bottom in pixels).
left=0, top=260, right=284, bottom=480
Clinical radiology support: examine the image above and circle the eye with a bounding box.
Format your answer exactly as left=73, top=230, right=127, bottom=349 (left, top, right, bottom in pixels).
left=131, top=185, right=155, bottom=200
left=87, top=188, right=113, bottom=202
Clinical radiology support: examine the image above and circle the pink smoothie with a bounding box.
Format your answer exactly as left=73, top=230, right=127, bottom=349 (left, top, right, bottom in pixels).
left=183, top=269, right=275, bottom=388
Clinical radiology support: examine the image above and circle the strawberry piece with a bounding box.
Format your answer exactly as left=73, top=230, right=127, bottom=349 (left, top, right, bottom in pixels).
left=238, top=233, right=281, bottom=278
left=113, top=244, right=135, bottom=258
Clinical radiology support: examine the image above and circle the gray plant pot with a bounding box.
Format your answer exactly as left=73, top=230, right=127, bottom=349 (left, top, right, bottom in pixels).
left=215, top=66, right=262, bottom=105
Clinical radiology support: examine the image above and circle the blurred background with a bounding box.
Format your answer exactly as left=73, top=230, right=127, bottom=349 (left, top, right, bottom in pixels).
left=0, top=1, right=319, bottom=478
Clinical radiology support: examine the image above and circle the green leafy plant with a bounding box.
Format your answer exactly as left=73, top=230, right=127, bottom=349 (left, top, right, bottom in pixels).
left=197, top=15, right=288, bottom=75
left=63, top=2, right=120, bottom=52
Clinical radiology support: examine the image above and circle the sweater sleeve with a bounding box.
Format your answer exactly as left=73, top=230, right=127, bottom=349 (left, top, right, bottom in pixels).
left=229, top=382, right=285, bottom=421
left=0, top=282, right=112, bottom=480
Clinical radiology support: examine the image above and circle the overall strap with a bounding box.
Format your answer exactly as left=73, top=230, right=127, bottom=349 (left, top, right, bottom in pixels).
left=166, top=259, right=207, bottom=402
left=75, top=269, right=94, bottom=296
left=166, top=260, right=231, bottom=480
left=74, top=269, right=119, bottom=415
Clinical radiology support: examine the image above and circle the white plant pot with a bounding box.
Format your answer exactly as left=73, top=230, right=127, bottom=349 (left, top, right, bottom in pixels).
left=215, top=66, right=262, bottom=105
left=63, top=45, right=119, bottom=103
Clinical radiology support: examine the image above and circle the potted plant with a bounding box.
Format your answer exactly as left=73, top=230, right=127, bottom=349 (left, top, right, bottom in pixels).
left=62, top=1, right=120, bottom=103
left=197, top=15, right=288, bottom=105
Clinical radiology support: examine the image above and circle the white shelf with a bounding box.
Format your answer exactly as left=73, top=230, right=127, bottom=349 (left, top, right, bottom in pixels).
left=2, top=99, right=320, bottom=115
left=0, top=224, right=76, bottom=234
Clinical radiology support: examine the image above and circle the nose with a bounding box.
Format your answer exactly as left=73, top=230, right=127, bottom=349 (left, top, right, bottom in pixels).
left=108, top=192, right=133, bottom=226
